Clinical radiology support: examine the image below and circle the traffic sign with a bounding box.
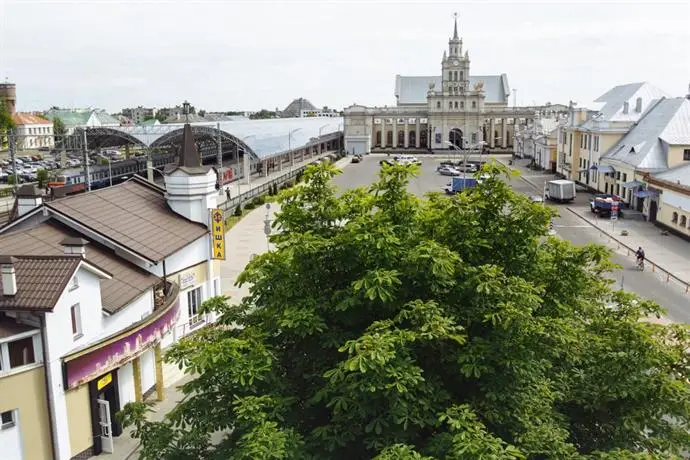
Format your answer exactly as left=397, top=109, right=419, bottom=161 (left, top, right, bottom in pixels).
left=611, top=202, right=619, bottom=221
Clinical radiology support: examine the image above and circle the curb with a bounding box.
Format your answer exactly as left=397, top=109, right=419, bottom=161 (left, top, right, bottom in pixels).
left=565, top=207, right=690, bottom=290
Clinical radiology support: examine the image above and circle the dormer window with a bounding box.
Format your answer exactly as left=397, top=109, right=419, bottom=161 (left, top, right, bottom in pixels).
left=622, top=102, right=629, bottom=114
left=635, top=97, right=642, bottom=112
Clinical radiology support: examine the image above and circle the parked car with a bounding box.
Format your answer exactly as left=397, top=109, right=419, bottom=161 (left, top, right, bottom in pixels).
left=351, top=154, right=363, bottom=164
left=438, top=165, right=461, bottom=176
left=529, top=195, right=544, bottom=203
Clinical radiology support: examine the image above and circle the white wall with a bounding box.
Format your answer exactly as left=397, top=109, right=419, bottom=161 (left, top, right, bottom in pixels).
left=147, top=236, right=209, bottom=278
left=43, top=266, right=103, bottom=460
left=140, top=349, right=156, bottom=394
left=118, top=362, right=135, bottom=407
left=0, top=409, right=23, bottom=460
left=100, top=291, right=154, bottom=339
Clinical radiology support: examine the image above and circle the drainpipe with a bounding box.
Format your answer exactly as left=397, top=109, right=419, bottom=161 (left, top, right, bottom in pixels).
left=39, top=313, right=59, bottom=460
left=162, top=260, right=168, bottom=294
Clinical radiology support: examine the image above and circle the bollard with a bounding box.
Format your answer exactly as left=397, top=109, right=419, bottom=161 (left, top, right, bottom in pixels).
left=652, top=264, right=656, bottom=273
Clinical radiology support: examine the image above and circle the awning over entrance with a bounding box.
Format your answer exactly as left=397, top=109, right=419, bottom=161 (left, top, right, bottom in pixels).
left=622, top=180, right=645, bottom=189
left=590, top=164, right=615, bottom=173
left=634, top=189, right=659, bottom=198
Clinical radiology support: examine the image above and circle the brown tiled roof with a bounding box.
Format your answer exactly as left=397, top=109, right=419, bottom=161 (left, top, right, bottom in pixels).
left=12, top=112, right=52, bottom=126
left=0, top=220, right=160, bottom=314
left=46, top=179, right=208, bottom=262
left=0, top=256, right=82, bottom=311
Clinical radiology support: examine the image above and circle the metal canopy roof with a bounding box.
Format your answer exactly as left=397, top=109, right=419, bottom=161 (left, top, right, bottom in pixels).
left=89, top=117, right=343, bottom=160
left=590, top=164, right=616, bottom=173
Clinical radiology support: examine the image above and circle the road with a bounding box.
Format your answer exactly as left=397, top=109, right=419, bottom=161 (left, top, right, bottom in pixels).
left=333, top=155, right=690, bottom=324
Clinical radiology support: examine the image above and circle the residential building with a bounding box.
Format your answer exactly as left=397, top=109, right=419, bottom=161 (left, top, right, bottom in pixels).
left=557, top=82, right=670, bottom=188
left=343, top=17, right=548, bottom=155
left=43, top=109, right=121, bottom=135
left=644, top=163, right=690, bottom=238
left=514, top=111, right=564, bottom=171
left=121, top=107, right=157, bottom=125
left=598, top=97, right=690, bottom=215
left=11, top=113, right=54, bottom=150
left=0, top=124, right=223, bottom=459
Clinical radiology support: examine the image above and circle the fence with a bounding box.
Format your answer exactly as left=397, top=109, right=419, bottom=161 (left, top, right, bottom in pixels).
left=219, top=154, right=337, bottom=219
left=566, top=208, right=690, bottom=294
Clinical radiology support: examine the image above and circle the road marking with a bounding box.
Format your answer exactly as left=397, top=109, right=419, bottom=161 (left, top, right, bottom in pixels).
left=554, top=225, right=592, bottom=228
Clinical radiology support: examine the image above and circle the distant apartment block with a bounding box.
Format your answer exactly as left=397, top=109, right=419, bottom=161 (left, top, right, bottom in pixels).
left=121, top=106, right=157, bottom=125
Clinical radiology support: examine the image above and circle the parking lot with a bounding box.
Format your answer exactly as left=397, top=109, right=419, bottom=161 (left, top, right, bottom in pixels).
left=332, top=153, right=497, bottom=196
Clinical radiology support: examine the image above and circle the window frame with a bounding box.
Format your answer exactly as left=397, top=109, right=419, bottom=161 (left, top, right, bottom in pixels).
left=7, top=336, right=36, bottom=369
left=71, top=303, right=83, bottom=339
left=187, top=286, right=204, bottom=327
left=1, top=410, right=16, bottom=429
left=683, top=149, right=690, bottom=161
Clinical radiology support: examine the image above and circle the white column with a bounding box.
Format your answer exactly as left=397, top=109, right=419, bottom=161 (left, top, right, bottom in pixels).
left=380, top=120, right=386, bottom=147
left=489, top=118, right=496, bottom=148
left=392, top=119, right=398, bottom=148
left=415, top=119, right=421, bottom=148
left=501, top=119, right=507, bottom=148
left=404, top=121, right=409, bottom=148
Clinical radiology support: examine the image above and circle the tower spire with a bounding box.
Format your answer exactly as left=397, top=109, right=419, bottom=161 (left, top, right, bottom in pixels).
left=453, top=12, right=459, bottom=40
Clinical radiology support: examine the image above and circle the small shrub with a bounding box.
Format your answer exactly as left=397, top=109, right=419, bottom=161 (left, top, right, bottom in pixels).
left=251, top=196, right=265, bottom=207
left=234, top=205, right=243, bottom=216
left=273, top=184, right=279, bottom=195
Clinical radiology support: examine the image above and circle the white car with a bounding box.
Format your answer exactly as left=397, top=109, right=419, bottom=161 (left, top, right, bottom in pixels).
left=438, top=165, right=461, bottom=176
left=397, top=155, right=421, bottom=165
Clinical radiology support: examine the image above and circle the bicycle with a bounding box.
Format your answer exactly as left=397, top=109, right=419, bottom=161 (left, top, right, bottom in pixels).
left=636, top=258, right=644, bottom=271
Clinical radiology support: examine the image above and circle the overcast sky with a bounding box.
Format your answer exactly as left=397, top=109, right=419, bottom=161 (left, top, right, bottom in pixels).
left=1, top=0, right=688, bottom=113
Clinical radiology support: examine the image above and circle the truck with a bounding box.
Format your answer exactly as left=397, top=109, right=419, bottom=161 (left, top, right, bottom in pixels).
left=546, top=180, right=576, bottom=203
left=590, top=194, right=621, bottom=217
left=444, top=177, right=478, bottom=194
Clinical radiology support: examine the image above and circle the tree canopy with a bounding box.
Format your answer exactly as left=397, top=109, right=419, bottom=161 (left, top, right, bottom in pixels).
left=0, top=101, right=15, bottom=148
left=121, top=162, right=690, bottom=459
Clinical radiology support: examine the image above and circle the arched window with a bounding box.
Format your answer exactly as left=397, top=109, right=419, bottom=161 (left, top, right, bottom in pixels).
left=453, top=71, right=458, bottom=81
left=398, top=130, right=405, bottom=146
left=672, top=212, right=679, bottom=223
left=449, top=101, right=453, bottom=110
left=448, top=71, right=453, bottom=81
left=681, top=215, right=687, bottom=227
left=454, top=101, right=458, bottom=109
left=436, top=101, right=441, bottom=109
left=460, top=101, right=465, bottom=109
left=386, top=131, right=393, bottom=146
left=472, top=101, right=476, bottom=109
left=460, top=71, right=464, bottom=81
left=375, top=131, right=382, bottom=146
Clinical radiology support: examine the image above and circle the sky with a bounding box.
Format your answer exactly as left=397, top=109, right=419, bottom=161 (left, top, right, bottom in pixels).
left=0, top=0, right=688, bottom=114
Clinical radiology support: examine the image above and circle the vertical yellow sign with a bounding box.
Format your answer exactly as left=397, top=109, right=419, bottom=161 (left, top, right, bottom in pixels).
left=210, top=208, right=226, bottom=260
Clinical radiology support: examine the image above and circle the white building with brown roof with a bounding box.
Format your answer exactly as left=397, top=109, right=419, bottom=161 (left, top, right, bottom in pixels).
left=0, top=124, right=224, bottom=459
left=11, top=113, right=54, bottom=150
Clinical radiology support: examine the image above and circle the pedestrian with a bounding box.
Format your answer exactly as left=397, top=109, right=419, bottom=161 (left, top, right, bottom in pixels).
left=225, top=187, right=231, bottom=201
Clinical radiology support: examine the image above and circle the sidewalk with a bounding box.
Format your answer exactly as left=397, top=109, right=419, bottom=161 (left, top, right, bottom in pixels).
left=567, top=206, right=690, bottom=286
left=501, top=159, right=690, bottom=288
left=89, top=155, right=352, bottom=459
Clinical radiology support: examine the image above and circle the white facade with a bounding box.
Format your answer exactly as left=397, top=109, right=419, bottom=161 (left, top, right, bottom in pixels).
left=0, top=409, right=24, bottom=460
left=13, top=121, right=54, bottom=150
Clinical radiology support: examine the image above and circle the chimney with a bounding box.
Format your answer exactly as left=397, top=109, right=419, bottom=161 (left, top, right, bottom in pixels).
left=0, top=256, right=17, bottom=296
left=60, top=237, right=89, bottom=258
left=16, top=184, right=43, bottom=217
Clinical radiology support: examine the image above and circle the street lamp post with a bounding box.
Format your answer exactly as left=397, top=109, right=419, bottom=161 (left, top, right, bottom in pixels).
left=238, top=134, right=255, bottom=197
left=263, top=203, right=272, bottom=251
left=108, top=158, right=113, bottom=187
left=318, top=124, right=329, bottom=157
left=288, top=128, right=301, bottom=173
left=445, top=140, right=469, bottom=185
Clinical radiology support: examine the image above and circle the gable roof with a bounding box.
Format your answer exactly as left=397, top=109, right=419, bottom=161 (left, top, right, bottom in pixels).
left=601, top=97, right=689, bottom=171
left=586, top=82, right=670, bottom=123
left=652, top=162, right=690, bottom=188
left=394, top=74, right=509, bottom=105
left=0, top=255, right=109, bottom=312
left=0, top=220, right=159, bottom=314
left=44, top=110, right=92, bottom=127
left=12, top=113, right=52, bottom=126
left=46, top=178, right=208, bottom=262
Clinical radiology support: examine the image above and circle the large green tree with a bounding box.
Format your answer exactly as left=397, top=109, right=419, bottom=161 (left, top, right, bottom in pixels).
left=53, top=117, right=66, bottom=148
left=121, top=163, right=690, bottom=459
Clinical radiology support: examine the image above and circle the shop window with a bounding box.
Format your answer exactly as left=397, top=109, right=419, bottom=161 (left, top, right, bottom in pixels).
left=71, top=304, right=82, bottom=339
left=672, top=212, right=678, bottom=223
left=684, top=149, right=690, bottom=161
left=187, top=286, right=204, bottom=326
left=1, top=410, right=15, bottom=429
left=680, top=215, right=687, bottom=227
left=8, top=337, right=35, bottom=369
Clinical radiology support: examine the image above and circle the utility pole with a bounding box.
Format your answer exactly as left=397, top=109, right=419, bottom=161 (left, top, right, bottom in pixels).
left=9, top=130, right=18, bottom=192
left=216, top=123, right=223, bottom=193
left=82, top=130, right=91, bottom=191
